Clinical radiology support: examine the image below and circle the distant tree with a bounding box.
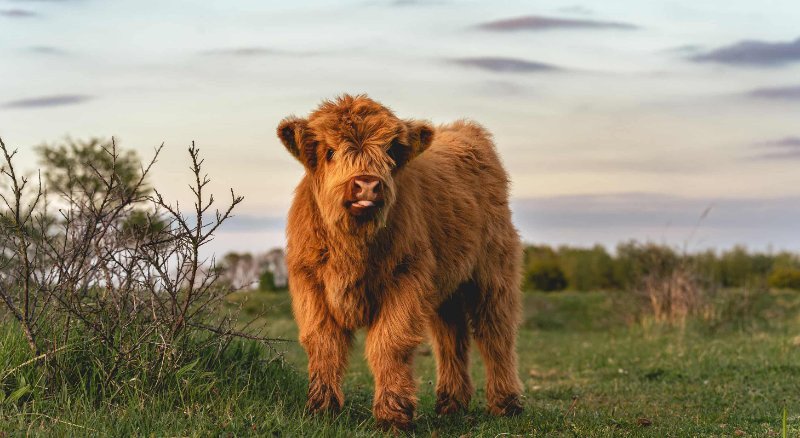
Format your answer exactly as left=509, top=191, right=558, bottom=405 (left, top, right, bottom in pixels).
left=773, top=251, right=800, bottom=270
left=718, top=246, right=753, bottom=287
left=36, top=138, right=149, bottom=202
left=120, top=209, right=168, bottom=238
left=768, top=267, right=800, bottom=290
left=523, top=245, right=559, bottom=266
left=558, top=244, right=617, bottom=290
left=526, top=259, right=567, bottom=292
left=687, top=249, right=723, bottom=290
left=523, top=245, right=567, bottom=291
left=36, top=138, right=164, bottom=241
left=614, top=241, right=679, bottom=290
left=521, top=242, right=800, bottom=293
left=259, top=270, right=276, bottom=292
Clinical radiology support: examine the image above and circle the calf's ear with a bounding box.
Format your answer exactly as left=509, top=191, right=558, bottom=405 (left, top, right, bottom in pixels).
left=277, top=116, right=317, bottom=169
left=405, top=119, right=434, bottom=158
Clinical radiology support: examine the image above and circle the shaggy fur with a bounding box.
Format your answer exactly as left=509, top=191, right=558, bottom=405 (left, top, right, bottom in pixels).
left=277, top=94, right=523, bottom=431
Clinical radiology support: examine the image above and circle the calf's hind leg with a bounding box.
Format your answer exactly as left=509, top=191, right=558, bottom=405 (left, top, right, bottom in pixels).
left=429, top=289, right=473, bottom=415
left=470, top=259, right=524, bottom=416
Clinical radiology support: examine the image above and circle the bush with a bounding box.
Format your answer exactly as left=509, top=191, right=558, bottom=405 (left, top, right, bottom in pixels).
left=526, top=259, right=567, bottom=292
left=614, top=241, right=680, bottom=290
left=557, top=245, right=617, bottom=290
left=0, top=136, right=278, bottom=394
left=768, top=267, right=800, bottom=290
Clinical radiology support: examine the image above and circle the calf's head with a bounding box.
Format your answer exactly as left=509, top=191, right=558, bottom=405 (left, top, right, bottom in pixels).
left=277, top=94, right=433, bottom=237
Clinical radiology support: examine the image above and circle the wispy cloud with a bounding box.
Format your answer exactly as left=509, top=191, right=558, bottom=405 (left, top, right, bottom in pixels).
left=200, top=47, right=280, bottom=57
left=27, top=45, right=68, bottom=55
left=511, top=193, right=800, bottom=250
left=450, top=57, right=561, bottom=73
left=514, top=193, right=715, bottom=229
left=200, top=46, right=326, bottom=57
left=691, top=36, right=800, bottom=66
left=1, top=9, right=38, bottom=17
left=512, top=193, right=800, bottom=230
left=757, top=137, right=800, bottom=147
left=745, top=84, right=800, bottom=100
left=752, top=136, right=800, bottom=160
left=474, top=15, right=638, bottom=32
left=664, top=44, right=703, bottom=54
left=388, top=0, right=445, bottom=6
left=3, top=94, right=93, bottom=109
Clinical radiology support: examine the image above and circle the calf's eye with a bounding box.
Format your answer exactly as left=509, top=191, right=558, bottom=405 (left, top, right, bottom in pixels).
left=387, top=141, right=405, bottom=167
left=326, top=148, right=334, bottom=162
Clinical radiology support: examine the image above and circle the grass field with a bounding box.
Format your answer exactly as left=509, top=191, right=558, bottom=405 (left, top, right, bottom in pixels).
left=2, top=289, right=800, bottom=436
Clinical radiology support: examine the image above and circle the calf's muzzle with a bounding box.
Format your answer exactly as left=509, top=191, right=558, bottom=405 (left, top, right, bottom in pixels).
left=346, top=175, right=384, bottom=217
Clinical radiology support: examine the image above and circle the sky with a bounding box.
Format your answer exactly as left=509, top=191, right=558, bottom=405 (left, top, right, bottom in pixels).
left=1, top=0, right=799, bottom=254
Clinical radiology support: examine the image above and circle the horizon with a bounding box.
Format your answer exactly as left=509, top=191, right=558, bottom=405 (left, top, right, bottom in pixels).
left=2, top=0, right=799, bottom=254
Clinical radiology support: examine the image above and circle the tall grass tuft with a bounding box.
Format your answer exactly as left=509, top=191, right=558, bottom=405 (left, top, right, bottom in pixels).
left=639, top=266, right=703, bottom=327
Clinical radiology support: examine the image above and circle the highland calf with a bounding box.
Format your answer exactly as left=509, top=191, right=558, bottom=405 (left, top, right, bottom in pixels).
left=277, top=94, right=524, bottom=431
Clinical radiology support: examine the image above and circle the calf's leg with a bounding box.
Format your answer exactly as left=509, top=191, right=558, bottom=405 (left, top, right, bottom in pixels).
left=291, top=275, right=352, bottom=413
left=429, top=289, right=473, bottom=415
left=471, top=258, right=524, bottom=416
left=365, top=281, right=429, bottom=431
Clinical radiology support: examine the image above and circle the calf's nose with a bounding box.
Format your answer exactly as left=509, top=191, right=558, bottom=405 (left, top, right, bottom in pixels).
left=351, top=175, right=381, bottom=200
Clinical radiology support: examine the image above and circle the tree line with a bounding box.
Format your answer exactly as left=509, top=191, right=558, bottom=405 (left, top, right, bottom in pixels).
left=524, top=242, right=800, bottom=292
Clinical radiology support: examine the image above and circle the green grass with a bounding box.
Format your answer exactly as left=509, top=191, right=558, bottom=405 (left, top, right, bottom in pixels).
left=2, top=289, right=800, bottom=436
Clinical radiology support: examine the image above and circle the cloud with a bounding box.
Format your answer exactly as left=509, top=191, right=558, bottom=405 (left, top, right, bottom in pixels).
left=363, top=0, right=445, bottom=6
left=450, top=57, right=561, bottom=73
left=388, top=0, right=445, bottom=6
left=665, top=44, right=703, bottom=55
left=201, top=47, right=279, bottom=57
left=475, top=15, right=638, bottom=32
left=752, top=136, right=800, bottom=160
left=1, top=9, right=38, bottom=17
left=27, top=46, right=68, bottom=55
left=3, top=94, right=93, bottom=109
left=511, top=193, right=800, bottom=250
left=755, top=150, right=800, bottom=160
left=745, top=84, right=800, bottom=100
left=757, top=137, right=800, bottom=147
left=200, top=47, right=326, bottom=58
left=514, top=193, right=716, bottom=229
left=691, top=36, right=800, bottom=66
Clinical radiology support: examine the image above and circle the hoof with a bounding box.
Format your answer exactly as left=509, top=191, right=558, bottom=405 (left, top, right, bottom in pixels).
left=435, top=391, right=467, bottom=416
left=305, top=380, right=342, bottom=415
left=488, top=394, right=523, bottom=417
left=374, top=391, right=415, bottom=432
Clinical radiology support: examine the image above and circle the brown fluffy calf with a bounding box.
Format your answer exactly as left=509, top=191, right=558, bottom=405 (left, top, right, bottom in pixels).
left=277, top=94, right=523, bottom=431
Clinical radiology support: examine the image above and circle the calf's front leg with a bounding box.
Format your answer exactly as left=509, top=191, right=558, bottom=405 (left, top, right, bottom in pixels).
left=365, top=282, right=429, bottom=431
left=302, top=319, right=351, bottom=414
left=291, top=275, right=352, bottom=414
